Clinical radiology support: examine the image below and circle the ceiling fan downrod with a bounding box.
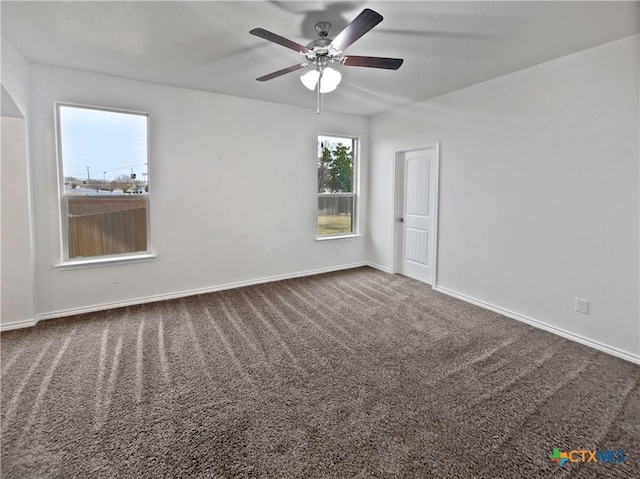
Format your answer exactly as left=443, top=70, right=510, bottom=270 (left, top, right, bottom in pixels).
left=317, top=70, right=321, bottom=115
left=315, top=21, right=331, bottom=38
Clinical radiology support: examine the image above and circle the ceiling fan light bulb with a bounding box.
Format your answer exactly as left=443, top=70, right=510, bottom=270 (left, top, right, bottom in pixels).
left=319, top=67, right=341, bottom=93
left=300, top=70, right=319, bottom=90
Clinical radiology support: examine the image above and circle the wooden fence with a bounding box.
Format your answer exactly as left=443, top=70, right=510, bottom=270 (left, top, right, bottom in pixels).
left=318, top=195, right=354, bottom=216
left=67, top=197, right=147, bottom=258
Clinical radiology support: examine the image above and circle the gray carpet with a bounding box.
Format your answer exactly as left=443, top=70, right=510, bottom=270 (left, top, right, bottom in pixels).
left=1, top=267, right=639, bottom=478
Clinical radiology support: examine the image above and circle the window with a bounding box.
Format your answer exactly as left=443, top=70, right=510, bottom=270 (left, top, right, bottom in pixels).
left=56, top=104, right=150, bottom=261
left=317, top=135, right=357, bottom=237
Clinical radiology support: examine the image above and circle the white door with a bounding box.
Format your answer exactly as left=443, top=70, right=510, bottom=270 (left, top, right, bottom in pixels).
left=395, top=147, right=438, bottom=284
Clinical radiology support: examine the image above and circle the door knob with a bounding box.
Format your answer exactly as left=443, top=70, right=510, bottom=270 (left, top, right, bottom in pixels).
left=397, top=217, right=404, bottom=222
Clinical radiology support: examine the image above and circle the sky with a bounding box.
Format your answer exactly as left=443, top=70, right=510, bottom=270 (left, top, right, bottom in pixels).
left=59, top=105, right=148, bottom=185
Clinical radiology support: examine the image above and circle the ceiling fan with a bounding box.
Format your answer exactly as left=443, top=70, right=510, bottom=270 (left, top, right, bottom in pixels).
left=250, top=8, right=403, bottom=98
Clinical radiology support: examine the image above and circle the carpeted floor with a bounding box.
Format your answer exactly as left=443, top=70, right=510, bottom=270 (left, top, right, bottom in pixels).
left=1, top=267, right=639, bottom=478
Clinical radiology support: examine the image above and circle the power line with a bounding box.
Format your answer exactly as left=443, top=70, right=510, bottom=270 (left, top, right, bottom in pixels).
left=65, top=162, right=147, bottom=177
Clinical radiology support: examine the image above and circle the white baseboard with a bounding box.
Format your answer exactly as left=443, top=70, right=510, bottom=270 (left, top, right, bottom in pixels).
left=365, top=262, right=392, bottom=273
left=434, top=285, right=640, bottom=365
left=8, top=265, right=634, bottom=366
left=0, top=318, right=38, bottom=331
left=1, top=262, right=369, bottom=332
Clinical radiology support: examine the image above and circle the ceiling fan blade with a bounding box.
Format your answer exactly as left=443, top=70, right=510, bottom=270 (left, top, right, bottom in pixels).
left=249, top=28, right=311, bottom=55
left=343, top=56, right=404, bottom=70
left=330, top=8, right=383, bottom=52
left=256, top=63, right=308, bottom=81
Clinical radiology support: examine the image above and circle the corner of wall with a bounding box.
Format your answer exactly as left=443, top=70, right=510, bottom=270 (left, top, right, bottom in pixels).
left=1, top=36, right=30, bottom=117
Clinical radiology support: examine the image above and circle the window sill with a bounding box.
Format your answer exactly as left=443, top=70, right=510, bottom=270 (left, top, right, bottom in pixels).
left=55, top=253, right=157, bottom=270
left=316, top=234, right=362, bottom=242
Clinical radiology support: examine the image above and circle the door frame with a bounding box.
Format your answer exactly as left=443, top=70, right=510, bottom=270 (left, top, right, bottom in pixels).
left=391, top=142, right=440, bottom=288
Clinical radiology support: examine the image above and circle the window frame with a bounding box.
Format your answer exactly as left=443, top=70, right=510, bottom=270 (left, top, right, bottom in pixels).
left=316, top=133, right=359, bottom=240
left=54, top=102, right=153, bottom=266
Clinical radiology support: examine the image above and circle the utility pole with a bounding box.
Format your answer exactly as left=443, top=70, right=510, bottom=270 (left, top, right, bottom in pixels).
left=86, top=166, right=90, bottom=183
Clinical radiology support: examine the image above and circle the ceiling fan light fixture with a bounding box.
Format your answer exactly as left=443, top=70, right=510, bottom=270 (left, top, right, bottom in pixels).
left=319, top=67, right=341, bottom=93
left=300, top=69, right=320, bottom=90
left=301, top=67, right=341, bottom=93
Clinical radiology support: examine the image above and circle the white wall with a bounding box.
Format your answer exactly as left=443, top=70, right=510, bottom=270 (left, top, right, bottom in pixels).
left=1, top=116, right=35, bottom=327
left=19, top=64, right=368, bottom=323
left=1, top=38, right=35, bottom=328
left=369, top=35, right=639, bottom=360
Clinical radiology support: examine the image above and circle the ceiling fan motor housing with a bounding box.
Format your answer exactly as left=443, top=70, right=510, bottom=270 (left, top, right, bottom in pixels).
left=306, top=22, right=345, bottom=66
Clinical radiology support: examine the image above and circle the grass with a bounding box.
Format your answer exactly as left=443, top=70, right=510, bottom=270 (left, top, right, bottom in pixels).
left=318, top=215, right=352, bottom=236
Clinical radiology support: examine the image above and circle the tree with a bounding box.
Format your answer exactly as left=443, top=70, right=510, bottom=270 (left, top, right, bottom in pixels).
left=328, top=144, right=353, bottom=193
left=64, top=176, right=80, bottom=187
left=317, top=142, right=353, bottom=193
left=317, top=145, right=333, bottom=192
left=111, top=174, right=132, bottom=193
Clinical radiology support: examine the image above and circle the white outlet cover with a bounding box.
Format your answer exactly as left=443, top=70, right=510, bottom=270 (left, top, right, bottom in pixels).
left=575, top=298, right=590, bottom=314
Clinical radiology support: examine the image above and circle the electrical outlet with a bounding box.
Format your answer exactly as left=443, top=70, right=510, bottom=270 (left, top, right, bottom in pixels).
left=575, top=298, right=589, bottom=314
left=111, top=273, right=120, bottom=284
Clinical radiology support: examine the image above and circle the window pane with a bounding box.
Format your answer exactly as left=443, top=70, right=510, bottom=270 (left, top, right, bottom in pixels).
left=318, top=196, right=354, bottom=236
left=317, top=135, right=356, bottom=237
left=317, top=136, right=353, bottom=193
left=59, top=106, right=148, bottom=195
left=67, top=197, right=147, bottom=258
left=58, top=105, right=149, bottom=259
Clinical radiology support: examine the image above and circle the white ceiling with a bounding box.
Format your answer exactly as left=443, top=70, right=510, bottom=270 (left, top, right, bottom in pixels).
left=2, top=1, right=638, bottom=117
